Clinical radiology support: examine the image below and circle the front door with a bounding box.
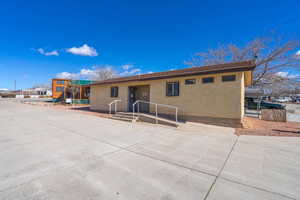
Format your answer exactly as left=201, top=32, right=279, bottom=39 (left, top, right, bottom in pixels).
left=128, top=85, right=150, bottom=113
left=138, top=88, right=150, bottom=113
left=128, top=87, right=137, bottom=112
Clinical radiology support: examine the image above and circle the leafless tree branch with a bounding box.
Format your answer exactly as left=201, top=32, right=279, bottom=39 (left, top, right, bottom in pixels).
left=187, top=36, right=300, bottom=87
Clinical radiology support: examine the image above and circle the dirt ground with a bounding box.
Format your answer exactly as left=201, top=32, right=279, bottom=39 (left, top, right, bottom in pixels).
left=23, top=101, right=300, bottom=137
left=23, top=101, right=112, bottom=118
left=236, top=117, right=300, bottom=137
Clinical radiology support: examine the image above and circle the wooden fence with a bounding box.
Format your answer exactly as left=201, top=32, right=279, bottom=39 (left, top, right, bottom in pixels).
left=261, top=109, right=287, bottom=122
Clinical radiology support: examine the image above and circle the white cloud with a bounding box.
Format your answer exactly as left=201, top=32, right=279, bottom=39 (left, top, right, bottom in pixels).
left=56, top=66, right=116, bottom=80
left=56, top=72, right=79, bottom=79
left=295, top=50, right=300, bottom=59
left=78, top=68, right=100, bottom=79
left=80, top=69, right=96, bottom=76
left=37, top=48, right=59, bottom=56
left=56, top=64, right=142, bottom=80
left=119, top=68, right=141, bottom=76
left=122, top=64, right=133, bottom=70
left=45, top=51, right=59, bottom=56
left=276, top=71, right=289, bottom=77
left=276, top=71, right=299, bottom=79
left=130, top=68, right=141, bottom=74
left=66, top=44, right=98, bottom=56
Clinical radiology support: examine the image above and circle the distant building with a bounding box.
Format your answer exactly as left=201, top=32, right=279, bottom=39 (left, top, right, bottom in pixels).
left=0, top=88, right=9, bottom=93
left=21, top=87, right=52, bottom=97
left=52, top=79, right=95, bottom=104
left=33, top=88, right=52, bottom=96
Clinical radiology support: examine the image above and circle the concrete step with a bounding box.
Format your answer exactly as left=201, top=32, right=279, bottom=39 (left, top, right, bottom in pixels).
left=110, top=116, right=134, bottom=122
left=110, top=112, right=138, bottom=123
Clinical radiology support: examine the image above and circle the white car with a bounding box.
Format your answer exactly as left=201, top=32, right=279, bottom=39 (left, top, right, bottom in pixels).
left=274, top=97, right=292, bottom=103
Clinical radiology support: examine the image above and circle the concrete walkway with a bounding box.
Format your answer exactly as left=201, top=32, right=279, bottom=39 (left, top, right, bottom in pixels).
left=0, top=100, right=299, bottom=199
left=286, top=104, right=300, bottom=122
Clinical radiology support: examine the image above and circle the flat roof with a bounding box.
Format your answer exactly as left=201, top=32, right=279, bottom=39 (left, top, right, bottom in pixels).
left=91, top=60, right=256, bottom=86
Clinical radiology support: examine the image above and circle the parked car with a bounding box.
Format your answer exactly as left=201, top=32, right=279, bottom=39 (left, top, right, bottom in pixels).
left=273, top=96, right=292, bottom=103
left=292, top=96, right=300, bottom=103
left=245, top=97, right=286, bottom=110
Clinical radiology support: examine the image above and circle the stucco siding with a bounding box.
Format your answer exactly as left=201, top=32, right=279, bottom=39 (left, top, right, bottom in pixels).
left=90, top=71, right=247, bottom=120
left=90, top=84, right=128, bottom=112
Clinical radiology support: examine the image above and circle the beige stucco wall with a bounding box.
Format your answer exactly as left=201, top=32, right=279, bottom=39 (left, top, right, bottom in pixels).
left=90, top=71, right=248, bottom=120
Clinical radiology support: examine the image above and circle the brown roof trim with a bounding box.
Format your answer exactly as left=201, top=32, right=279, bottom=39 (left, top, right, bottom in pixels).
left=90, top=60, right=256, bottom=86
left=52, top=78, right=71, bottom=81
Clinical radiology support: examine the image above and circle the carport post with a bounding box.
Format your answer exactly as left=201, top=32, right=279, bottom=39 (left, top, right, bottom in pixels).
left=175, top=108, right=178, bottom=123
left=155, top=104, right=158, bottom=124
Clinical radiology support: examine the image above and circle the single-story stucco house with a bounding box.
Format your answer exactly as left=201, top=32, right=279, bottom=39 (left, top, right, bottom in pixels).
left=90, top=60, right=256, bottom=127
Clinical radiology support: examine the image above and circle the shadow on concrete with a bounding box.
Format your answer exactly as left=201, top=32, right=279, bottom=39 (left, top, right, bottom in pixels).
left=272, top=129, right=300, bottom=134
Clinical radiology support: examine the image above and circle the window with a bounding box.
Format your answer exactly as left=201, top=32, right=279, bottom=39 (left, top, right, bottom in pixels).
left=185, top=79, right=196, bottom=85
left=222, top=75, right=236, bottom=82
left=166, top=82, right=179, bottom=96
left=111, top=87, right=118, bottom=97
left=56, top=86, right=64, bottom=92
left=202, top=77, right=214, bottom=84
left=56, top=80, right=65, bottom=85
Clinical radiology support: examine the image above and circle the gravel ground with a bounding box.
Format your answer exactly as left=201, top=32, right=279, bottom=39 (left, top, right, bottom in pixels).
left=236, top=117, right=300, bottom=137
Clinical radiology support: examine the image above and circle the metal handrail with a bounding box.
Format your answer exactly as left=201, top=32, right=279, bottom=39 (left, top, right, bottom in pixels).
left=108, top=100, right=121, bottom=115
left=132, top=100, right=178, bottom=123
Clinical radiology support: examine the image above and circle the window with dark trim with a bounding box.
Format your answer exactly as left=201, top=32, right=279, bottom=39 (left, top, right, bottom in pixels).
left=185, top=79, right=196, bottom=85
left=202, top=77, right=214, bottom=84
left=111, top=87, right=118, bottom=97
left=222, top=75, right=236, bottom=82
left=166, top=82, right=179, bottom=96
left=56, top=80, right=65, bottom=85
left=56, top=86, right=64, bottom=92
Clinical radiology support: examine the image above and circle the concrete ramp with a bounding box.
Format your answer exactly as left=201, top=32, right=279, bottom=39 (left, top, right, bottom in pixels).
left=136, top=113, right=180, bottom=127
left=108, top=112, right=180, bottom=127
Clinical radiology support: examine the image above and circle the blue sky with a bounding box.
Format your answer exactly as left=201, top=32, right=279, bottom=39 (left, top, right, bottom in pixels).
left=0, top=0, right=300, bottom=89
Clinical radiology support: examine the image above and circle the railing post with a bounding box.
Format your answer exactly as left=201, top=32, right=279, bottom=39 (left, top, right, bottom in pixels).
left=109, top=104, right=111, bottom=115
left=131, top=100, right=178, bottom=126
left=133, top=103, right=135, bottom=119
left=115, top=101, right=117, bottom=114
left=175, top=108, right=178, bottom=123
left=155, top=104, right=158, bottom=124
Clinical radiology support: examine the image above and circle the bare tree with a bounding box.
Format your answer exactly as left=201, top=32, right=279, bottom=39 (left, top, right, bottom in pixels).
left=259, top=73, right=299, bottom=96
left=67, top=85, right=80, bottom=99
left=77, top=67, right=118, bottom=81
left=92, top=67, right=117, bottom=81
left=186, top=36, right=300, bottom=86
